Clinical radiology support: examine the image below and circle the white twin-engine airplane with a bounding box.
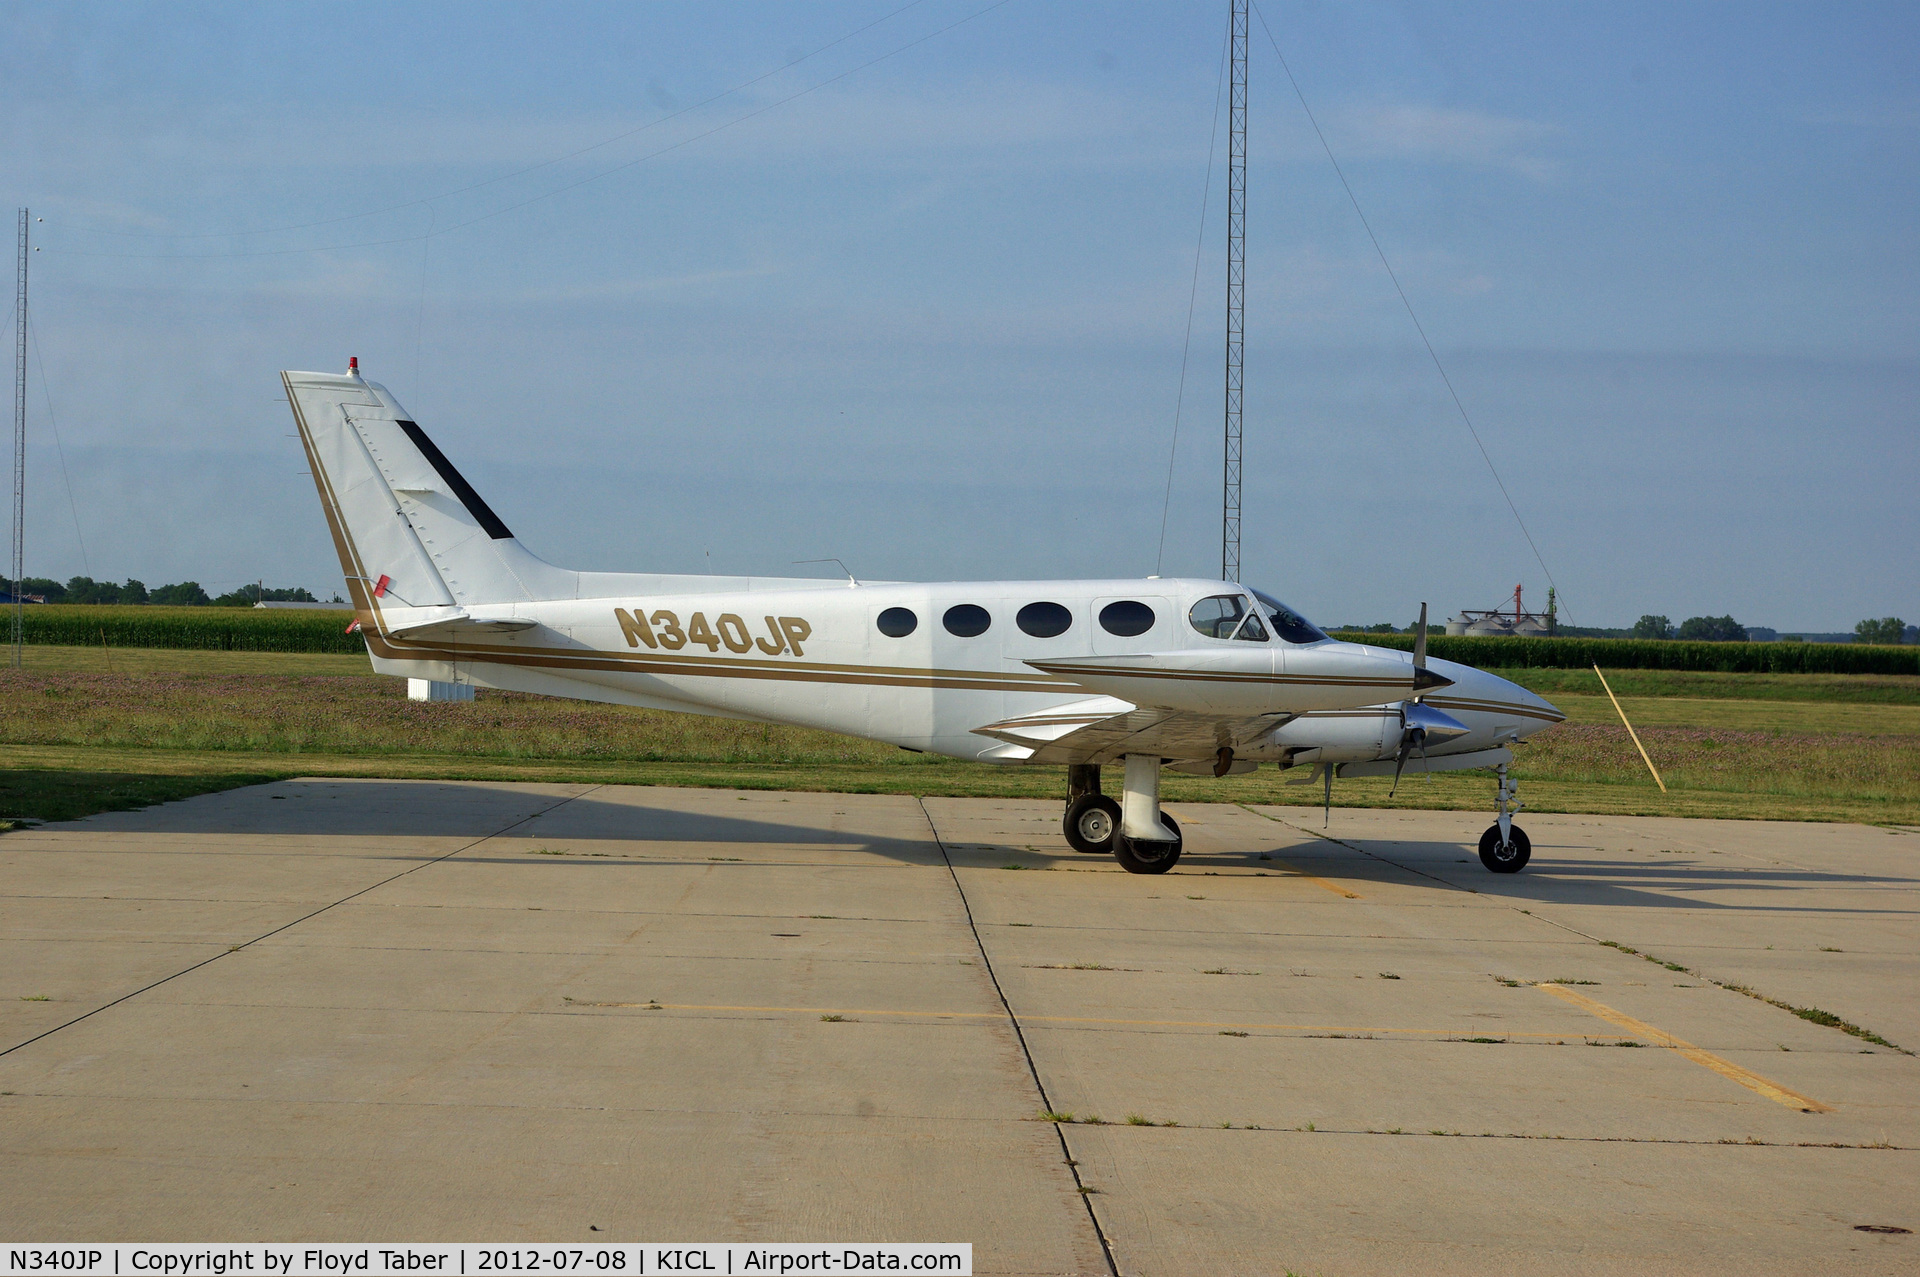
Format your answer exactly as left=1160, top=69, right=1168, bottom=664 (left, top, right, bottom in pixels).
left=285, top=363, right=1564, bottom=875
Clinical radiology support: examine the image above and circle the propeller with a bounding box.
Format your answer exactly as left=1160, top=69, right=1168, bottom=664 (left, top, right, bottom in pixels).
left=1390, top=604, right=1430, bottom=795
left=1391, top=606, right=1470, bottom=795
left=1410, top=601, right=1452, bottom=693
left=1388, top=728, right=1422, bottom=797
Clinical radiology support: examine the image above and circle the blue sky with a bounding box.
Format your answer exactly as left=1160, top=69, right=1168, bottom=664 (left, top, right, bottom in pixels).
left=2, top=0, right=1914, bottom=629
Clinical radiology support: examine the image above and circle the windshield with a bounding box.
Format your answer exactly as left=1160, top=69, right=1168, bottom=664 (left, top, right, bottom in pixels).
left=1250, top=588, right=1328, bottom=645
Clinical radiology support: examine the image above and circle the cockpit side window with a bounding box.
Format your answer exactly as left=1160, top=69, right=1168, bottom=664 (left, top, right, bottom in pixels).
left=1251, top=588, right=1329, bottom=645
left=1189, top=594, right=1268, bottom=642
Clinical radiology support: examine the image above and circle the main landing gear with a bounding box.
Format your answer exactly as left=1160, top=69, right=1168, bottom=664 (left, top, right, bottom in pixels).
left=1479, top=762, right=1530, bottom=873
left=1061, top=758, right=1183, bottom=874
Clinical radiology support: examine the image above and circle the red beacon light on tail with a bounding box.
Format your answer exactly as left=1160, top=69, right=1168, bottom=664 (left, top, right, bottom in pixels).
left=348, top=356, right=360, bottom=377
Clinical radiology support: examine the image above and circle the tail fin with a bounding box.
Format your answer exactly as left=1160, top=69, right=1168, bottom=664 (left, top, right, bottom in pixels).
left=282, top=368, right=574, bottom=616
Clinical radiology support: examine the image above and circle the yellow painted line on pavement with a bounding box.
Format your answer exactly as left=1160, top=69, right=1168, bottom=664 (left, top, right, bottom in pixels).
left=1536, top=983, right=1833, bottom=1113
left=574, top=1000, right=1572, bottom=1038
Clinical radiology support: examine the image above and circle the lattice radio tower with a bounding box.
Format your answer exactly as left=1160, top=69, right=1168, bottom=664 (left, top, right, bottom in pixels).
left=11, top=209, right=25, bottom=668
left=1222, top=0, right=1247, bottom=583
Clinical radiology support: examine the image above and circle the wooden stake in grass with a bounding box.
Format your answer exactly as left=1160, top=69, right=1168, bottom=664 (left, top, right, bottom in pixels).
left=1593, top=664, right=1667, bottom=793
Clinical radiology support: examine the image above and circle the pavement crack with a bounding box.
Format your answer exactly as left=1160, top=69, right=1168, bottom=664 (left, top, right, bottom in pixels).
left=916, top=796, right=1119, bottom=1277
left=1240, top=804, right=1481, bottom=894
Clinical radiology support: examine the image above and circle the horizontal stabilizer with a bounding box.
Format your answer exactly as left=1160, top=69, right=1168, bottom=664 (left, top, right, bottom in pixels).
left=375, top=604, right=541, bottom=639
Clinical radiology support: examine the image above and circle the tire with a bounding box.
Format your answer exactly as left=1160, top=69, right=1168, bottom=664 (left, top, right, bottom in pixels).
left=1478, top=823, right=1531, bottom=873
left=1115, top=812, right=1183, bottom=875
left=1064, top=795, right=1121, bottom=854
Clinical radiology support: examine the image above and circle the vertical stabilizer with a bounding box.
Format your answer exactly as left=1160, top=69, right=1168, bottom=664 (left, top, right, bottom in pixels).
left=283, top=368, right=576, bottom=617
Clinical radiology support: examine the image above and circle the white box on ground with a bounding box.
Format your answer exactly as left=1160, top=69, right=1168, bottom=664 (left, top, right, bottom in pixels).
left=407, top=679, right=474, bottom=702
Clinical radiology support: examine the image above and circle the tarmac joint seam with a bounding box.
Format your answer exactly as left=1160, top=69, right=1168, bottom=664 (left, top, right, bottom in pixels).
left=916, top=796, right=1120, bottom=1277
left=0, top=784, right=606, bottom=1060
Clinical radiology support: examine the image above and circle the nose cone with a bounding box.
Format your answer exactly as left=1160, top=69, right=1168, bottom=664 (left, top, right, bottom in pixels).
left=1420, top=657, right=1565, bottom=740
left=1466, top=662, right=1563, bottom=734
left=1512, top=684, right=1567, bottom=736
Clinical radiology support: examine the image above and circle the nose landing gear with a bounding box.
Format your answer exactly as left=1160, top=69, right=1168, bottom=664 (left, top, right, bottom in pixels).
left=1478, top=762, right=1530, bottom=873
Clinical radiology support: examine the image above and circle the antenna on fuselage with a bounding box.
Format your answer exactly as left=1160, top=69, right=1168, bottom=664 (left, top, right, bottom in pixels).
left=794, top=558, right=859, bottom=587
left=1222, top=0, right=1247, bottom=584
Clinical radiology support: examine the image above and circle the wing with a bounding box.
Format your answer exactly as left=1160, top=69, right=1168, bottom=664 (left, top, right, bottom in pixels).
left=971, top=696, right=1292, bottom=767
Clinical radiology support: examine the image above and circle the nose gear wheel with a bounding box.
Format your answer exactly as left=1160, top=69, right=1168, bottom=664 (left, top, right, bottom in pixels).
left=1479, top=823, right=1531, bottom=872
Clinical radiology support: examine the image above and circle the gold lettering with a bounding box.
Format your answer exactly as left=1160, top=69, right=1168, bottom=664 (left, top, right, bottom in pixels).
left=716, top=613, right=753, bottom=654
left=686, top=612, right=721, bottom=652
left=650, top=610, right=686, bottom=650
left=614, top=607, right=657, bottom=649
left=755, top=615, right=787, bottom=655
left=779, top=616, right=812, bottom=657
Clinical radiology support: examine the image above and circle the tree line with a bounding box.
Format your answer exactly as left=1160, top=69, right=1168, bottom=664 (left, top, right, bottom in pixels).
left=7, top=576, right=337, bottom=608
left=1631, top=614, right=1912, bottom=645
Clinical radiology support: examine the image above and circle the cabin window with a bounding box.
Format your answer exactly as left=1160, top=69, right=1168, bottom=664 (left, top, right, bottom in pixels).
left=876, top=607, right=917, bottom=638
left=943, top=604, right=991, bottom=637
left=1098, top=600, right=1155, bottom=637
left=1016, top=601, right=1073, bottom=638
left=1251, top=588, right=1328, bottom=644
left=1189, top=594, right=1268, bottom=642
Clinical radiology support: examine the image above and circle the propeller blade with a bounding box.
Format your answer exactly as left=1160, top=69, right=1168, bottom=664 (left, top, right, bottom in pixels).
left=1408, top=602, right=1453, bottom=692
left=1388, top=725, right=1426, bottom=797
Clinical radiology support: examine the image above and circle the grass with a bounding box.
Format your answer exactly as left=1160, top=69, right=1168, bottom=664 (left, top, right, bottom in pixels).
left=0, top=648, right=1915, bottom=824
left=1598, top=936, right=1909, bottom=1053
left=13, top=643, right=373, bottom=677
left=1492, top=666, right=1920, bottom=705
left=0, top=766, right=283, bottom=823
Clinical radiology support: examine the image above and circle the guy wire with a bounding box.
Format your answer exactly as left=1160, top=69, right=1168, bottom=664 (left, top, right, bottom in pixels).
left=1156, top=16, right=1232, bottom=578
left=1250, top=0, right=1568, bottom=620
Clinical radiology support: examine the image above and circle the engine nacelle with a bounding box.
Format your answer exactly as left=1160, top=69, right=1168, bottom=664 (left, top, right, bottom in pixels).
left=1258, top=709, right=1398, bottom=764
left=1255, top=701, right=1471, bottom=766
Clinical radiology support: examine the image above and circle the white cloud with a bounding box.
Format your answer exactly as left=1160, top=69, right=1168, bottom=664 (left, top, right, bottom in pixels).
left=1329, top=104, right=1561, bottom=180
left=1791, top=103, right=1920, bottom=129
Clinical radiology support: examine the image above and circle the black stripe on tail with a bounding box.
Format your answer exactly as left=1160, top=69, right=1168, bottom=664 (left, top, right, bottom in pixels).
left=395, top=419, right=514, bottom=540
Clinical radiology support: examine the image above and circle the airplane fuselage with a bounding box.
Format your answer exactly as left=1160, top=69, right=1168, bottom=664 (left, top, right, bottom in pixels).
left=356, top=577, right=1562, bottom=767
